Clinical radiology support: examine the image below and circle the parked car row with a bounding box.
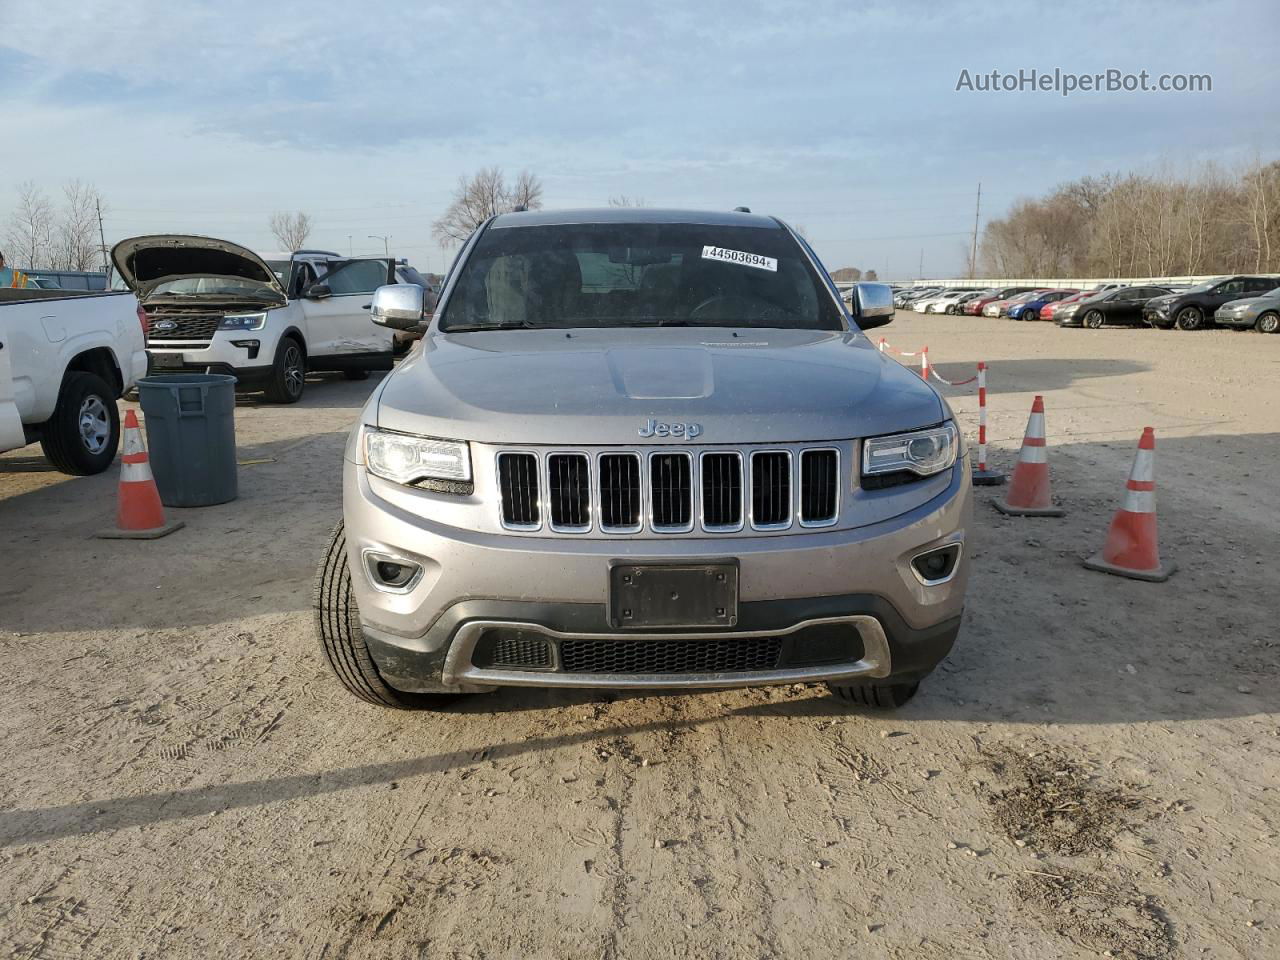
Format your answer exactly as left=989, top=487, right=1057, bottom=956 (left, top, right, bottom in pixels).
left=892, top=275, right=1280, bottom=332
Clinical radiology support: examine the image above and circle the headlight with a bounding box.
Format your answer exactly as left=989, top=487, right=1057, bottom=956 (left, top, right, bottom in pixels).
left=218, top=312, right=267, bottom=331
left=862, top=423, right=959, bottom=480
left=365, top=428, right=471, bottom=485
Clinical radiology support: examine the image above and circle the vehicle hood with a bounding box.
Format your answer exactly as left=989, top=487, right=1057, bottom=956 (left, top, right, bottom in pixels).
left=110, top=234, right=288, bottom=304
left=1219, top=295, right=1276, bottom=311
left=375, top=328, right=945, bottom=445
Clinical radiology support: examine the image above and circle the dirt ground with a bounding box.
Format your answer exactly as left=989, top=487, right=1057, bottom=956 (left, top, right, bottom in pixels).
left=1, top=314, right=1277, bottom=960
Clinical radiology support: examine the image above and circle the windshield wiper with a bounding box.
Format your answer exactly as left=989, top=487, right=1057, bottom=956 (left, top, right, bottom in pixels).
left=442, top=321, right=535, bottom=332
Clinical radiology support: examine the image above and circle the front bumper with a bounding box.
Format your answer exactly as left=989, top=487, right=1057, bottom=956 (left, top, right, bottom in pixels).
left=343, top=456, right=972, bottom=692
left=1214, top=311, right=1255, bottom=329
left=1144, top=309, right=1172, bottom=328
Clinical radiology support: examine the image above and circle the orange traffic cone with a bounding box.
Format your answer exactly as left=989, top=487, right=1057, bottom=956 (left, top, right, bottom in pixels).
left=993, top=395, right=1064, bottom=517
left=1083, top=427, right=1175, bottom=582
left=97, top=410, right=185, bottom=540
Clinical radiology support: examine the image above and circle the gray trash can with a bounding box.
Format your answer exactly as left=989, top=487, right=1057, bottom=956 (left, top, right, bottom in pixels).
left=136, top=374, right=238, bottom=507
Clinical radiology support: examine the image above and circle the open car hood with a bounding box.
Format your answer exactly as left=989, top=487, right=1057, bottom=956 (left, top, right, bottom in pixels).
left=111, top=234, right=288, bottom=304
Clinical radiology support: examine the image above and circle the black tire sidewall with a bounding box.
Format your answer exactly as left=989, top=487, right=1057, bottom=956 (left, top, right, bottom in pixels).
left=39, top=372, right=120, bottom=475
left=267, top=337, right=306, bottom=403
left=1176, top=307, right=1202, bottom=331
left=1258, top=312, right=1280, bottom=334
left=1085, top=311, right=1104, bottom=329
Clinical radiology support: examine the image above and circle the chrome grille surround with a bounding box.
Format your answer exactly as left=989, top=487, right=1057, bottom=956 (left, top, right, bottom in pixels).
left=494, top=443, right=845, bottom=536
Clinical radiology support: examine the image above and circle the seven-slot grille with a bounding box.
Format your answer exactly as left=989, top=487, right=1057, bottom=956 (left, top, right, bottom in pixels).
left=496, top=446, right=841, bottom=534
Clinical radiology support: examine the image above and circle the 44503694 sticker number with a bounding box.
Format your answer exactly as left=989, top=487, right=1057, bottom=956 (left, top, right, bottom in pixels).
left=701, top=245, right=778, bottom=272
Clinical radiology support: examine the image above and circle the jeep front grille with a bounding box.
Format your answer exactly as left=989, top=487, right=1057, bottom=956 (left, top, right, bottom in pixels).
left=650, top=453, right=693, bottom=531
left=548, top=453, right=590, bottom=532
left=799, top=449, right=839, bottom=526
left=751, top=451, right=791, bottom=528
left=599, top=453, right=642, bottom=532
left=494, top=445, right=843, bottom=535
left=700, top=452, right=743, bottom=531
left=497, top=452, right=540, bottom=528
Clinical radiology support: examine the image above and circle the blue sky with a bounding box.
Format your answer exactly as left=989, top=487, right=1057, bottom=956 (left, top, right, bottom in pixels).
left=2, top=0, right=1277, bottom=278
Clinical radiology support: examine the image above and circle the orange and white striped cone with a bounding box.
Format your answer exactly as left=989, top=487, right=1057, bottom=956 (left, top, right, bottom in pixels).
left=97, top=410, right=185, bottom=540
left=1083, top=427, right=1175, bottom=582
left=993, top=395, right=1064, bottom=517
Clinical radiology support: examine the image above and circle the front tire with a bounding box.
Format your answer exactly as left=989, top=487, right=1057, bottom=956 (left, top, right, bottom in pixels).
left=827, top=681, right=921, bottom=709
left=263, top=336, right=306, bottom=403
left=39, top=371, right=120, bottom=475
left=314, top=521, right=455, bottom=709
left=1023, top=308, right=1039, bottom=322
left=1175, top=306, right=1204, bottom=331
left=1258, top=311, right=1280, bottom=334
left=1084, top=310, right=1105, bottom=330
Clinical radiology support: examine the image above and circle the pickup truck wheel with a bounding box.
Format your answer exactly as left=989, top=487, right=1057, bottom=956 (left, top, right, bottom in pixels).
left=39, top=372, right=120, bottom=475
left=1257, top=311, right=1280, bottom=334
left=314, top=520, right=455, bottom=710
left=264, top=337, right=306, bottom=403
left=826, top=680, right=920, bottom=709
left=1175, top=306, right=1203, bottom=331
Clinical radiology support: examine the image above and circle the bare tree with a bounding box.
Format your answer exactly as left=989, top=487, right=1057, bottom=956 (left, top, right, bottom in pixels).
left=269, top=211, right=313, bottom=251
left=52, top=180, right=103, bottom=271
left=608, top=195, right=647, bottom=207
left=4, top=181, right=54, bottom=269
left=432, top=168, right=544, bottom=246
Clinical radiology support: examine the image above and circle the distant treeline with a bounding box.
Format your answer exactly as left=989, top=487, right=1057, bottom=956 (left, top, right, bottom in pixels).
left=979, top=158, right=1280, bottom=278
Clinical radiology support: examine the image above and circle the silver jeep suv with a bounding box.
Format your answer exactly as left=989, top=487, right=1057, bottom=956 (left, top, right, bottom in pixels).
left=315, top=208, right=971, bottom=710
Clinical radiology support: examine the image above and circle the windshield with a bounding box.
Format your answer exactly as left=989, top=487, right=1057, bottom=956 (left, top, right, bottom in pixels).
left=265, top=260, right=292, bottom=286
left=439, top=221, right=843, bottom=331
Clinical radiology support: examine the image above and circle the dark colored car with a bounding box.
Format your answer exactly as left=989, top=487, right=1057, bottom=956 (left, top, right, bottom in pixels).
left=1057, top=286, right=1173, bottom=329
left=1144, top=276, right=1280, bottom=331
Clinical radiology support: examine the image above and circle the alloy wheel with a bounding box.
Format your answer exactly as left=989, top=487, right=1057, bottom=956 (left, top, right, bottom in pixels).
left=78, top=395, right=111, bottom=454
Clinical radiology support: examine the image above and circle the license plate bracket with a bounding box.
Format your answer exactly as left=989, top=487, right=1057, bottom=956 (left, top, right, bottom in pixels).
left=608, top=561, right=739, bottom=629
left=149, top=352, right=185, bottom=370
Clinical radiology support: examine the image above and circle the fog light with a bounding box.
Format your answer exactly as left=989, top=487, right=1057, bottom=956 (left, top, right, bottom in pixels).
left=911, top=544, right=961, bottom=585
left=363, top=550, right=424, bottom=593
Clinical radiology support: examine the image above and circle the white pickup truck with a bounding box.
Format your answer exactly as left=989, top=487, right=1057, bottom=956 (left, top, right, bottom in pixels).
left=113, top=236, right=399, bottom=403
left=0, top=289, right=148, bottom=474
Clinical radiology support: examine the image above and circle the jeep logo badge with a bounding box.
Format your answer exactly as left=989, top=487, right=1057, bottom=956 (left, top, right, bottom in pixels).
left=638, top=418, right=703, bottom=439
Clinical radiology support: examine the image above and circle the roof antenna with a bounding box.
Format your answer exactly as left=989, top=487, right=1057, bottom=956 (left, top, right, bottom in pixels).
left=733, top=206, right=751, bottom=213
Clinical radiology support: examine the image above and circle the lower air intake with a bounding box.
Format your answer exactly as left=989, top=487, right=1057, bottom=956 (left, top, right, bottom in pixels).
left=560, top=637, right=782, bottom=674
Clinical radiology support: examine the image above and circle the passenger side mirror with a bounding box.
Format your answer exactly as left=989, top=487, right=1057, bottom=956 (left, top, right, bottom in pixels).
left=850, top=282, right=895, bottom=330
left=306, top=282, right=332, bottom=299
left=370, top=283, right=426, bottom=330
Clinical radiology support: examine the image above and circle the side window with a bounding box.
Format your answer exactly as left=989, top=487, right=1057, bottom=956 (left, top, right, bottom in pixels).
left=1217, top=279, right=1245, bottom=296
left=323, top=259, right=391, bottom=296
left=1247, top=277, right=1274, bottom=293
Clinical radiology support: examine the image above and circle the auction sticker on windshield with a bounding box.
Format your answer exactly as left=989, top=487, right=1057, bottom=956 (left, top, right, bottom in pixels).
left=702, top=245, right=778, bottom=272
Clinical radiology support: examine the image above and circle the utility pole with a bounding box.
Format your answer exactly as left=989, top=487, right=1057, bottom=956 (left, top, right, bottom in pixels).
left=918, top=248, right=924, bottom=280
left=969, top=182, right=982, bottom=279
left=348, top=235, right=353, bottom=256
left=95, top=198, right=109, bottom=275
left=368, top=234, right=390, bottom=257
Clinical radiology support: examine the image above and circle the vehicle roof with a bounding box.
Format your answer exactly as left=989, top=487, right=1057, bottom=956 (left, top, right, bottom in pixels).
left=489, top=207, right=781, bottom=229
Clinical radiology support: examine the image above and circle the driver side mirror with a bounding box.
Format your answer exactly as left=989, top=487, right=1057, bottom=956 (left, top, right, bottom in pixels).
left=305, top=282, right=332, bottom=299
left=850, top=282, right=895, bottom=330
left=369, top=283, right=426, bottom=330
